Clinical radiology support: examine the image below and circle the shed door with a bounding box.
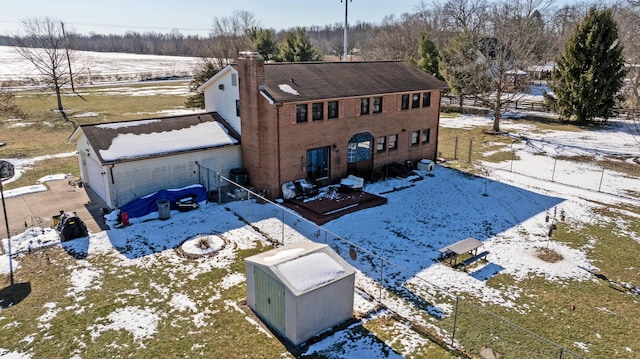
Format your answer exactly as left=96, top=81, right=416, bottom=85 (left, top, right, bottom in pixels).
left=254, top=267, right=285, bottom=335
left=85, top=156, right=108, bottom=203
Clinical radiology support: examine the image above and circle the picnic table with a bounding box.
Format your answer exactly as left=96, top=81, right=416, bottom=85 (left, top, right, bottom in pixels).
left=439, top=237, right=487, bottom=268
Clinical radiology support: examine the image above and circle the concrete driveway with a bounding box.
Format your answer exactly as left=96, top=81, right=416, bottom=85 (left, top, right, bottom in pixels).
left=1, top=179, right=109, bottom=239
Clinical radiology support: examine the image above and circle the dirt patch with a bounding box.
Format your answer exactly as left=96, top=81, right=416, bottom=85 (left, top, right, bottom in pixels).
left=536, top=247, right=564, bottom=263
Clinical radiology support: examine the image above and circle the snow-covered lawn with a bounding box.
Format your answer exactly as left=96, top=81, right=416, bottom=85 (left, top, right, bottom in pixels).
left=0, top=45, right=203, bottom=84
left=1, top=114, right=639, bottom=358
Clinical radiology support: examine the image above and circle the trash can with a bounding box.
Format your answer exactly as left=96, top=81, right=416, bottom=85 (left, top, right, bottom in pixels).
left=229, top=168, right=248, bottom=186
left=157, top=199, right=170, bottom=220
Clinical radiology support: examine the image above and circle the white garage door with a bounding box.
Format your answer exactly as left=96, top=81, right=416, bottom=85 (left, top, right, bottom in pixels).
left=85, top=157, right=107, bottom=203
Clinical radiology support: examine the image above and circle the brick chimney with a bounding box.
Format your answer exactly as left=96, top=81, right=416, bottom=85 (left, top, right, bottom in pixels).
left=237, top=51, right=264, bottom=134
left=237, top=52, right=270, bottom=195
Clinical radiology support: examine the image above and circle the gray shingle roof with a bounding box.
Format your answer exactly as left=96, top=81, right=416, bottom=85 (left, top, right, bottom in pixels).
left=260, top=60, right=448, bottom=103
left=73, top=112, right=240, bottom=164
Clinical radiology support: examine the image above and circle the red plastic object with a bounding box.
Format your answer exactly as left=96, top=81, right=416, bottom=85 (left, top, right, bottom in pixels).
left=121, top=211, right=129, bottom=226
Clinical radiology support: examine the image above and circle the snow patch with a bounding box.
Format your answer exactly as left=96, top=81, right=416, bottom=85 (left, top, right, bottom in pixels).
left=169, top=293, right=197, bottom=312
left=277, top=252, right=346, bottom=292
left=278, top=84, right=299, bottom=96
left=89, top=306, right=160, bottom=343
left=99, top=122, right=237, bottom=162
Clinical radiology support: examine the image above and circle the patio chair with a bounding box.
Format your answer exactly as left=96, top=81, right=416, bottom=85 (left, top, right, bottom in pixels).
left=294, top=179, right=317, bottom=197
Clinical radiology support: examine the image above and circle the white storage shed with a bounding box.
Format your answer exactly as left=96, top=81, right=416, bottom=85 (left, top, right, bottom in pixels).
left=245, top=241, right=356, bottom=346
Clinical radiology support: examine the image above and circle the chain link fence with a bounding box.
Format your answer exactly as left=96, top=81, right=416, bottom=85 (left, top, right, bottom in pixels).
left=438, top=136, right=640, bottom=199
left=200, top=164, right=586, bottom=358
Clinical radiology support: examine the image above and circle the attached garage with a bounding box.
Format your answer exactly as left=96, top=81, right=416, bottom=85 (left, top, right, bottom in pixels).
left=69, top=112, right=241, bottom=209
left=245, top=241, right=356, bottom=346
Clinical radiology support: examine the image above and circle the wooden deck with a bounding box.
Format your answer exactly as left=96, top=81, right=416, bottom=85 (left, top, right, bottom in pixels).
left=282, top=189, right=387, bottom=225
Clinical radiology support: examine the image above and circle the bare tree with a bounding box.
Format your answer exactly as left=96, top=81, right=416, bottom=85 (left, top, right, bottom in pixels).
left=444, top=0, right=550, bottom=132
left=14, top=17, right=74, bottom=120
left=208, top=10, right=259, bottom=67
left=364, top=14, right=427, bottom=60
left=483, top=0, right=553, bottom=132
left=545, top=2, right=591, bottom=62
left=614, top=1, right=640, bottom=109
left=615, top=0, right=640, bottom=140
left=412, top=0, right=450, bottom=47
left=441, top=0, right=491, bottom=34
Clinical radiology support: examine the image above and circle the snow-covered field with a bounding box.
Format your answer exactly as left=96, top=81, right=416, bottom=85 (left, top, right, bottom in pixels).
left=1, top=112, right=639, bottom=356
left=0, top=45, right=204, bottom=84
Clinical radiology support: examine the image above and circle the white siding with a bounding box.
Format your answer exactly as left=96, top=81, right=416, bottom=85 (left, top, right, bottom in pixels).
left=203, top=69, right=241, bottom=134
left=110, top=145, right=242, bottom=207
left=74, top=133, right=113, bottom=206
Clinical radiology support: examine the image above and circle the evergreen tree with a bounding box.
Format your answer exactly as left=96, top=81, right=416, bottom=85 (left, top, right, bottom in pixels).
left=438, top=31, right=488, bottom=108
left=275, top=28, right=322, bottom=62
left=552, top=7, right=626, bottom=124
left=248, top=28, right=278, bottom=61
left=185, top=61, right=220, bottom=109
left=0, top=89, right=26, bottom=119
left=409, top=32, right=443, bottom=80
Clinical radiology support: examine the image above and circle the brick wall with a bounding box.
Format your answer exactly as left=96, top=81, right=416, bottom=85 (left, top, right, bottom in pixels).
left=238, top=55, right=442, bottom=199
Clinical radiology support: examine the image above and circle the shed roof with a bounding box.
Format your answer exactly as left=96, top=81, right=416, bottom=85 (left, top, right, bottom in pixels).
left=259, top=60, right=448, bottom=103
left=245, top=241, right=355, bottom=296
left=69, top=112, right=240, bottom=165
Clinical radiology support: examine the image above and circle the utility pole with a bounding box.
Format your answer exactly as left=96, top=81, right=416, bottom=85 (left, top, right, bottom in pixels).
left=61, top=21, right=75, bottom=92
left=0, top=160, right=15, bottom=284
left=341, top=0, right=352, bottom=61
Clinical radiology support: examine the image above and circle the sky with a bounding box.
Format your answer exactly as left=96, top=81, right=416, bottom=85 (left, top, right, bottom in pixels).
left=0, top=0, right=421, bottom=37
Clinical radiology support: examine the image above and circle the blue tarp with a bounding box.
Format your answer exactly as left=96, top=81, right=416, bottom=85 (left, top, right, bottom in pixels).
left=119, top=184, right=207, bottom=219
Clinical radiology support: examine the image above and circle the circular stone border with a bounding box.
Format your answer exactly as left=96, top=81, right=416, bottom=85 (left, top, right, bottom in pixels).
left=175, top=233, right=227, bottom=259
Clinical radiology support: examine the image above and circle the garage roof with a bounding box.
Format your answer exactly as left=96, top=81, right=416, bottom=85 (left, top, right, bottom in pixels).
left=69, top=112, right=240, bottom=164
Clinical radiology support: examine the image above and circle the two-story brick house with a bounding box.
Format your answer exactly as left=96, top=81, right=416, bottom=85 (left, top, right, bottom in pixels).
left=234, top=53, right=448, bottom=198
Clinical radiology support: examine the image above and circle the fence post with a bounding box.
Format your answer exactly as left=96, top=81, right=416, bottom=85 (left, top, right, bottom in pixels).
left=216, top=172, right=222, bottom=205
left=558, top=347, right=564, bottom=359
left=247, top=192, right=251, bottom=223
left=206, top=168, right=211, bottom=201
left=510, top=151, right=514, bottom=172
left=454, top=137, right=459, bottom=160
left=379, top=259, right=384, bottom=300
left=451, top=296, right=459, bottom=347
left=551, top=157, right=557, bottom=182
left=468, top=139, right=473, bottom=163
left=281, top=208, right=285, bottom=245
left=598, top=168, right=605, bottom=192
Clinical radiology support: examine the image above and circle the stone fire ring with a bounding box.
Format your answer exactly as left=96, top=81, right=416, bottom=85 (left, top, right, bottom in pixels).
left=176, top=234, right=226, bottom=259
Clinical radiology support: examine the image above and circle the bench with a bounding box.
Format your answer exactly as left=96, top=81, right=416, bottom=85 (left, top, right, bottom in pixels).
left=458, top=250, right=489, bottom=271
left=438, top=237, right=484, bottom=266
